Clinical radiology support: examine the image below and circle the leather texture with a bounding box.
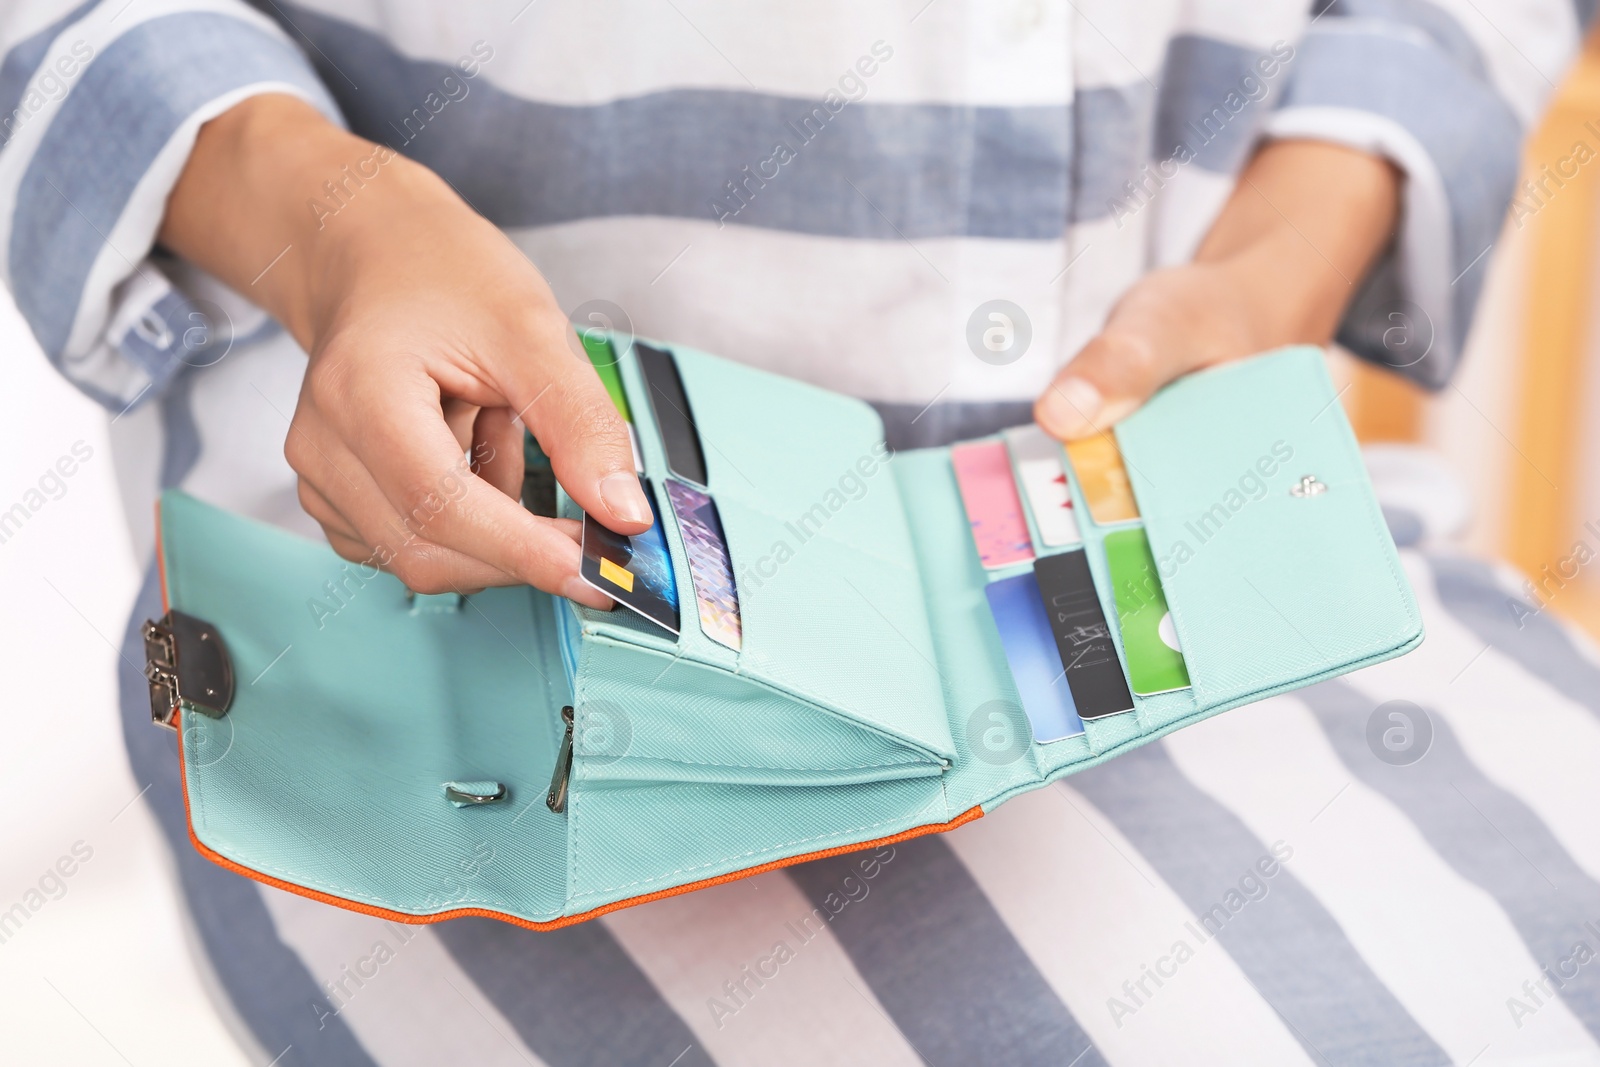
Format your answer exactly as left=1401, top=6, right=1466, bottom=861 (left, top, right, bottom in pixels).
left=159, top=341, right=1422, bottom=924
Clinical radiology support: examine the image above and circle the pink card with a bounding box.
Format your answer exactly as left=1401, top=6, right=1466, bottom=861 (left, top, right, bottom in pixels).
left=951, top=441, right=1035, bottom=569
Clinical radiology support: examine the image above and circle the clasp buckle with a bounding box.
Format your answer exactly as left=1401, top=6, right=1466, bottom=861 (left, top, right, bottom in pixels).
left=1290, top=474, right=1328, bottom=498
left=143, top=611, right=234, bottom=729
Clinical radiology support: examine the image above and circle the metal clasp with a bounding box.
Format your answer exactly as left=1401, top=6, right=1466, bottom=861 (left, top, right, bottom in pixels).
left=1290, top=474, right=1328, bottom=498
left=143, top=611, right=234, bottom=729
left=444, top=781, right=508, bottom=806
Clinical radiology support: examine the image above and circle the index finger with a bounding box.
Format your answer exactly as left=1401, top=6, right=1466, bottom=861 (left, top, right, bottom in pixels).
left=498, top=310, right=654, bottom=537
left=354, top=365, right=614, bottom=605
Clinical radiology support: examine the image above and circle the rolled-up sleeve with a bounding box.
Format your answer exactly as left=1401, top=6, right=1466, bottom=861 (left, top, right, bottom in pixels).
left=0, top=0, right=340, bottom=410
left=1267, top=0, right=1586, bottom=389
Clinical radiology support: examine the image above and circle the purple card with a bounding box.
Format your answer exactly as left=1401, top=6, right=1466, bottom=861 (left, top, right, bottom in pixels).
left=664, top=478, right=741, bottom=652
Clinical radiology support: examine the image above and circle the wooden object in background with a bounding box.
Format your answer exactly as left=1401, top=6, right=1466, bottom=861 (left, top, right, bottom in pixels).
left=1509, top=29, right=1600, bottom=628
left=1348, top=358, right=1425, bottom=443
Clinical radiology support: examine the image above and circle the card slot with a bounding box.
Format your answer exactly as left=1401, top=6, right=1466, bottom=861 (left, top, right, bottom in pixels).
left=888, top=449, right=1048, bottom=813
left=942, top=441, right=1148, bottom=740
left=975, top=543, right=1145, bottom=741
left=665, top=342, right=899, bottom=552
left=560, top=337, right=955, bottom=781
left=569, top=634, right=947, bottom=786
left=889, top=447, right=1180, bottom=801
left=980, top=562, right=1038, bottom=584
left=712, top=497, right=954, bottom=762
left=563, top=360, right=718, bottom=666
left=556, top=470, right=953, bottom=771
left=661, top=341, right=953, bottom=762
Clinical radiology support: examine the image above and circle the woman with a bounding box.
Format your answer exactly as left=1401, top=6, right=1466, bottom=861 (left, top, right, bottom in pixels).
left=1, top=0, right=1588, bottom=1062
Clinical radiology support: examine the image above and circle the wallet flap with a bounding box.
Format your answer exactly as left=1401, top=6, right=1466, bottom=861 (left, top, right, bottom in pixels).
left=158, top=491, right=573, bottom=922
left=1113, top=347, right=1423, bottom=709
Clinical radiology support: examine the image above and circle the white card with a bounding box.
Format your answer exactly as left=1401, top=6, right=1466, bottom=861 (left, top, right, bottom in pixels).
left=1004, top=425, right=1082, bottom=548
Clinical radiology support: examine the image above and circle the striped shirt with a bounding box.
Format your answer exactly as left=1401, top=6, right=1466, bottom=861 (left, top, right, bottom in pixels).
left=0, top=0, right=1582, bottom=427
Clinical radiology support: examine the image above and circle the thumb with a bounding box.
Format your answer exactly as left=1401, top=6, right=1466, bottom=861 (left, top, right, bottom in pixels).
left=1034, top=331, right=1184, bottom=441
left=506, top=322, right=653, bottom=535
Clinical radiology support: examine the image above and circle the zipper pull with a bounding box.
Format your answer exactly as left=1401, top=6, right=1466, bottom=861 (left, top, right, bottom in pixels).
left=546, top=705, right=575, bottom=814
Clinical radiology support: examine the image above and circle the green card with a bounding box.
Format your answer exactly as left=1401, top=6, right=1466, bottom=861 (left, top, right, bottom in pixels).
left=580, top=333, right=632, bottom=423
left=1103, top=528, right=1191, bottom=695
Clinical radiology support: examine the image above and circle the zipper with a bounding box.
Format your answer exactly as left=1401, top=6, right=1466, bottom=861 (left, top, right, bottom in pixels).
left=546, top=705, right=575, bottom=814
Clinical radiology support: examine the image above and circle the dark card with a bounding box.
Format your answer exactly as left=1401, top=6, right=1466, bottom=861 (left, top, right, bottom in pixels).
left=637, top=342, right=709, bottom=486
left=1032, top=549, right=1135, bottom=719
left=520, top=431, right=557, bottom=518
left=579, top=477, right=680, bottom=635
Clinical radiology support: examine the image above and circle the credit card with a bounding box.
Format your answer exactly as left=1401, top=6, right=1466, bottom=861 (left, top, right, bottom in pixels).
left=580, top=333, right=633, bottom=423
left=520, top=431, right=558, bottom=518
left=1065, top=434, right=1139, bottom=524
left=579, top=334, right=644, bottom=471
left=1003, top=425, right=1082, bottom=548
left=579, top=477, right=680, bottom=635
left=985, top=573, right=1085, bottom=742
left=951, top=440, right=1035, bottom=570
left=637, top=343, right=709, bottom=486
left=664, top=479, right=742, bottom=652
left=1032, top=549, right=1134, bottom=719
left=1103, top=528, right=1191, bottom=695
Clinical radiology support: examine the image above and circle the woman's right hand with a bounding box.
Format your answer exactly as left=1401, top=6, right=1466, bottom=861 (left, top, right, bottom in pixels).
left=160, top=94, right=647, bottom=602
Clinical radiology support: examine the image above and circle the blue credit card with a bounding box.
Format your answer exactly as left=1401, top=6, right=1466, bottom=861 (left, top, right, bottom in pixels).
left=984, top=572, right=1086, bottom=742
left=579, top=477, right=680, bottom=635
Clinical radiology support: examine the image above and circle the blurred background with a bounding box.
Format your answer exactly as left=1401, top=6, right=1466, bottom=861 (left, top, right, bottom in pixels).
left=4, top=27, right=1600, bottom=1067
left=1331, top=28, right=1600, bottom=641
left=0, top=274, right=250, bottom=1057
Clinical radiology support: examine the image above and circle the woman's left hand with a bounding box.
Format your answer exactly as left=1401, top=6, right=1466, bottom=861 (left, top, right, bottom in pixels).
left=1034, top=139, right=1402, bottom=441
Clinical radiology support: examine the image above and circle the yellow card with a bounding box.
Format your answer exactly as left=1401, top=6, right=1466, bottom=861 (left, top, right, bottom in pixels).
left=598, top=556, right=635, bottom=592
left=1064, top=434, right=1140, bottom=524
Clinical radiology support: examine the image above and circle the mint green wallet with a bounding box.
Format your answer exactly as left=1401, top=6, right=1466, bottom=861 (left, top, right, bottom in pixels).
left=147, top=342, right=1422, bottom=929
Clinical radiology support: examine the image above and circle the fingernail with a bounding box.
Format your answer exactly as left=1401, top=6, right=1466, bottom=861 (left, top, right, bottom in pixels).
left=1040, top=378, right=1103, bottom=438
left=564, top=576, right=611, bottom=609
left=599, top=472, right=652, bottom=526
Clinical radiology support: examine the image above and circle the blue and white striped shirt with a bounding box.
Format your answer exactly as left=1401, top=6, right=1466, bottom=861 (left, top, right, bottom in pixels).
left=0, top=0, right=1578, bottom=419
